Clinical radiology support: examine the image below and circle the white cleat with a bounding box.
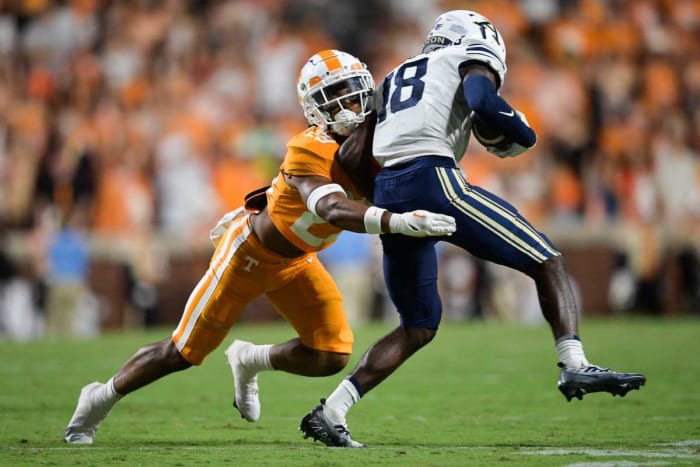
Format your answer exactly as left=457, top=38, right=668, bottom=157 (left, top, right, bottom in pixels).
left=64, top=382, right=115, bottom=444
left=225, top=340, right=260, bottom=422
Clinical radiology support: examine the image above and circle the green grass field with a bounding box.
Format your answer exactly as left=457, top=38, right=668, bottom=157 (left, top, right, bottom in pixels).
left=1, top=317, right=698, bottom=466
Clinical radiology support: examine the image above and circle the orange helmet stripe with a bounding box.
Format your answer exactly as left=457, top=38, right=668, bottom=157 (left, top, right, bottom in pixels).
left=317, top=49, right=342, bottom=72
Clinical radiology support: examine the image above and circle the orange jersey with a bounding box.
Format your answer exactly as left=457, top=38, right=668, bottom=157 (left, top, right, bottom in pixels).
left=267, top=126, right=367, bottom=253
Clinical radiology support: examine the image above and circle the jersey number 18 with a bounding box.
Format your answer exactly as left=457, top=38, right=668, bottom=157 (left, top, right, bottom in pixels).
left=377, top=57, right=428, bottom=123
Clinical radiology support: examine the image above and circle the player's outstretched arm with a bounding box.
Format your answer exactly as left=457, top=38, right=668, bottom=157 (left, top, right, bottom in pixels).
left=290, top=175, right=455, bottom=237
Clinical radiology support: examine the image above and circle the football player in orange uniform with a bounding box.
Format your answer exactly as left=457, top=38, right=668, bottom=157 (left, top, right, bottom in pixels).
left=64, top=50, right=456, bottom=444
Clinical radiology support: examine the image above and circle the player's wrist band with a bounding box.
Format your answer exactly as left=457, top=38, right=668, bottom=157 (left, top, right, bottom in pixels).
left=364, top=206, right=386, bottom=234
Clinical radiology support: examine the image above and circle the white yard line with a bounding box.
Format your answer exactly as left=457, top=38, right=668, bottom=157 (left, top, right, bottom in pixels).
left=521, top=440, right=700, bottom=464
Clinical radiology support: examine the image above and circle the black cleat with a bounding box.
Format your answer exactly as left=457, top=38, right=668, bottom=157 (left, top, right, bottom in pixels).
left=557, top=363, right=646, bottom=401
left=299, top=399, right=365, bottom=448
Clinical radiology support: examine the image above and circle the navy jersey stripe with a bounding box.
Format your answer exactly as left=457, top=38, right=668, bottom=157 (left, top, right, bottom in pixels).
left=466, top=45, right=505, bottom=69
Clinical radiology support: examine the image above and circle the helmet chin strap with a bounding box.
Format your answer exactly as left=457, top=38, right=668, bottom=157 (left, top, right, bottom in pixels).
left=331, top=109, right=361, bottom=136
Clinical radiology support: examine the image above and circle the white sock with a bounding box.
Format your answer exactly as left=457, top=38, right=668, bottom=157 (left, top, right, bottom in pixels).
left=556, top=336, right=590, bottom=369
left=107, top=377, right=124, bottom=398
left=93, top=377, right=121, bottom=410
left=324, top=379, right=360, bottom=423
left=244, top=344, right=274, bottom=372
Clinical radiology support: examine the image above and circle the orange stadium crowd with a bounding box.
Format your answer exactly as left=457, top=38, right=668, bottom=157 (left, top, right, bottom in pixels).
left=0, top=0, right=699, bottom=339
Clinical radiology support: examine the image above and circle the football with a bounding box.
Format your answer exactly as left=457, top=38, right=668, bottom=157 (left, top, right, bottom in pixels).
left=472, top=119, right=511, bottom=149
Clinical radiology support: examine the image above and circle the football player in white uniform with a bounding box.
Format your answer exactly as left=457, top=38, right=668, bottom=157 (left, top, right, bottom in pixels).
left=300, top=10, right=646, bottom=448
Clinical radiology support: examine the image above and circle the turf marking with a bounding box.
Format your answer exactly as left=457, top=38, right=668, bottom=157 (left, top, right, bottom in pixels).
left=521, top=440, right=700, bottom=464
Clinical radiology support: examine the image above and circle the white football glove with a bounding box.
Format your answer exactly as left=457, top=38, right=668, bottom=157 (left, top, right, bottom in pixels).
left=209, top=207, right=246, bottom=247
left=389, top=210, right=456, bottom=237
left=486, top=110, right=536, bottom=158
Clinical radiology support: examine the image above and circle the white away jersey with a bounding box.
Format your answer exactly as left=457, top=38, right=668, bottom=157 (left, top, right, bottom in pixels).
left=372, top=38, right=507, bottom=168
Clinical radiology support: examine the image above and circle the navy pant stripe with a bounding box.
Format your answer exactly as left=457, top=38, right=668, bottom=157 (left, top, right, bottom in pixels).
left=448, top=168, right=560, bottom=257
left=436, top=167, right=550, bottom=262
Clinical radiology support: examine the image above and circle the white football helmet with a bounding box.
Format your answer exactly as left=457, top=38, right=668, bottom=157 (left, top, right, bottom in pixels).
left=297, top=49, right=374, bottom=136
left=422, top=10, right=506, bottom=59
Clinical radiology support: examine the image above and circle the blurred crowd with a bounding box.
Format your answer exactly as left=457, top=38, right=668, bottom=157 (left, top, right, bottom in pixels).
left=1, top=0, right=699, bottom=339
